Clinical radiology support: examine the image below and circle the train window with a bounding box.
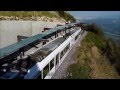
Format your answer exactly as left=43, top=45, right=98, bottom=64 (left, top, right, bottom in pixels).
left=43, top=64, right=49, bottom=78
left=60, top=43, right=70, bottom=60
left=75, top=35, right=79, bottom=41
left=64, top=44, right=70, bottom=53
left=56, top=54, right=59, bottom=66
left=66, top=44, right=70, bottom=51
left=60, top=50, right=65, bottom=60
left=60, top=51, right=64, bottom=59
left=50, top=59, right=54, bottom=70
left=64, top=47, right=67, bottom=53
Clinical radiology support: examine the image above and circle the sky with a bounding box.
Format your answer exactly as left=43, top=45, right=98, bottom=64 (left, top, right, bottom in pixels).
left=69, top=11, right=120, bottom=19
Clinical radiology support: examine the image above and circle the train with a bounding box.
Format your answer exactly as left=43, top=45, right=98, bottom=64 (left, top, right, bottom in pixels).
left=0, top=23, right=83, bottom=79
left=24, top=27, right=82, bottom=79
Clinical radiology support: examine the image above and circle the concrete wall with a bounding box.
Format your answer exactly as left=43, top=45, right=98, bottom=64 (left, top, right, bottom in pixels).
left=0, top=21, right=64, bottom=48
left=31, top=21, right=61, bottom=36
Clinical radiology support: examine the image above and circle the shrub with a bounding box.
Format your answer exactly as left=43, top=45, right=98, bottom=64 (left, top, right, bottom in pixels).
left=67, top=62, right=91, bottom=79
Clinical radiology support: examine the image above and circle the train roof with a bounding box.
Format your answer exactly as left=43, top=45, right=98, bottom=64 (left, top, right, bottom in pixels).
left=30, top=29, right=79, bottom=61
left=30, top=37, right=66, bottom=61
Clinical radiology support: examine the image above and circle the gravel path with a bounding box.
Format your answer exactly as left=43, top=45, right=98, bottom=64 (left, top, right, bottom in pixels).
left=51, top=31, right=88, bottom=79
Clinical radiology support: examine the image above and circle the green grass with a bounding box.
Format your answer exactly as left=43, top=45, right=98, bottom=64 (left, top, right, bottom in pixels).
left=66, top=23, right=120, bottom=79
left=66, top=29, right=120, bottom=79
left=57, top=11, right=76, bottom=22
left=0, top=11, right=76, bottom=22
left=0, top=11, right=75, bottom=22
left=85, top=32, right=106, bottom=51
left=0, top=11, right=59, bottom=18
left=67, top=63, right=91, bottom=79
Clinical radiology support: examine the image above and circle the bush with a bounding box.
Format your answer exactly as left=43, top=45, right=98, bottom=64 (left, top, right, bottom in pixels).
left=85, top=23, right=104, bottom=37
left=85, top=32, right=106, bottom=51
left=67, top=62, right=91, bottom=79
left=57, top=11, right=76, bottom=22
left=105, top=39, right=120, bottom=72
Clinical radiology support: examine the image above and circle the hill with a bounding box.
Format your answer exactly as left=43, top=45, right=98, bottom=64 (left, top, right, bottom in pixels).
left=67, top=24, right=120, bottom=79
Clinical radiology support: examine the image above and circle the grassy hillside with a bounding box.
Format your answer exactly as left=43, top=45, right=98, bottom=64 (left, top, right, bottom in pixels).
left=67, top=24, right=120, bottom=79
left=0, top=11, right=59, bottom=17
left=0, top=11, right=76, bottom=22
left=57, top=11, right=76, bottom=22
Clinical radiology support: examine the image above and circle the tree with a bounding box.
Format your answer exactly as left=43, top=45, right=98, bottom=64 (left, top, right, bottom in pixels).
left=57, top=11, right=76, bottom=22
left=85, top=23, right=104, bottom=37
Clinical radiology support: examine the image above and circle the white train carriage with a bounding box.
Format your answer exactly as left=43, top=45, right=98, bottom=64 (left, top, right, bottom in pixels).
left=24, top=27, right=82, bottom=79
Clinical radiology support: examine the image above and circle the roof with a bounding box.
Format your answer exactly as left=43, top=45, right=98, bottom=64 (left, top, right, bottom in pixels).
left=30, top=29, right=79, bottom=61
left=0, top=23, right=77, bottom=59
left=30, top=36, right=66, bottom=61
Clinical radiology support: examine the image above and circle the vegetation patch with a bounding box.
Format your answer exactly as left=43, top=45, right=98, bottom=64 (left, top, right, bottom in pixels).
left=0, top=11, right=76, bottom=22
left=0, top=11, right=59, bottom=18
left=67, top=63, right=91, bottom=79
left=67, top=24, right=120, bottom=79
